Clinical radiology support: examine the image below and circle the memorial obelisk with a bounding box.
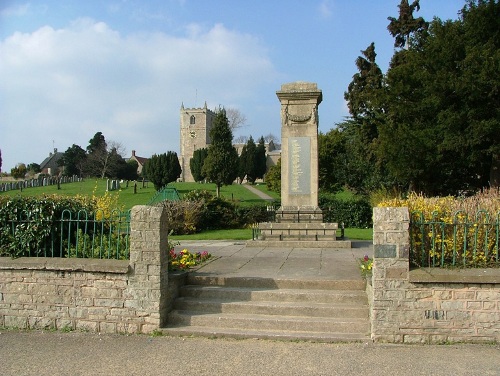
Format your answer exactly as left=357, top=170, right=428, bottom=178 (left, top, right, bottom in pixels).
left=276, top=81, right=323, bottom=222
left=248, top=81, right=350, bottom=248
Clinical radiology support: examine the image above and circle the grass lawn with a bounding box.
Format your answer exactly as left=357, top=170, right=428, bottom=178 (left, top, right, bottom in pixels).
left=0, top=179, right=274, bottom=210
left=0, top=179, right=373, bottom=240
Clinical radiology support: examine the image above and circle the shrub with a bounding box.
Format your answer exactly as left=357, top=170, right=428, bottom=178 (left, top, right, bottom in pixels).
left=319, top=193, right=372, bottom=228
left=378, top=189, right=500, bottom=268
left=0, top=195, right=94, bottom=258
left=235, top=204, right=276, bottom=226
left=160, top=200, right=205, bottom=235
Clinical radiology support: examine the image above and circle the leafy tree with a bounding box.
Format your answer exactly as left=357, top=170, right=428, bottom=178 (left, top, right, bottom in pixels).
left=10, top=163, right=27, bottom=179
left=144, top=151, right=182, bottom=191
left=189, top=148, right=208, bottom=182
left=318, top=130, right=347, bottom=193
left=202, top=108, right=239, bottom=197
left=26, top=163, right=41, bottom=175
left=265, top=158, right=281, bottom=194
left=60, top=144, right=86, bottom=177
left=116, top=159, right=138, bottom=181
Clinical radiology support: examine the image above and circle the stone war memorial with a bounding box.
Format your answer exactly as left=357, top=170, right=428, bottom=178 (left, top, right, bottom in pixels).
left=250, top=81, right=351, bottom=248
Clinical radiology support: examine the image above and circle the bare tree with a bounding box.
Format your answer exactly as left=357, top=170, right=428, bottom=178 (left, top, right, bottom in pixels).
left=233, top=135, right=249, bottom=144
left=226, top=108, right=247, bottom=131
left=264, top=133, right=280, bottom=144
left=86, top=140, right=127, bottom=179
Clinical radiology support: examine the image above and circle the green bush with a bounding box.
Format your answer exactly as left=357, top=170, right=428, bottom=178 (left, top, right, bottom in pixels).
left=66, top=229, right=129, bottom=259
left=163, top=189, right=273, bottom=234
left=235, top=204, right=276, bottom=226
left=319, top=193, right=372, bottom=228
left=0, top=195, right=94, bottom=258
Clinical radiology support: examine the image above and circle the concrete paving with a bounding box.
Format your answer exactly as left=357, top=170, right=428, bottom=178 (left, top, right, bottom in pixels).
left=174, top=240, right=373, bottom=281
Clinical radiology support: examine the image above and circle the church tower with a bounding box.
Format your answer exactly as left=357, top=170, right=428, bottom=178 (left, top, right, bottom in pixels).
left=179, top=102, right=215, bottom=182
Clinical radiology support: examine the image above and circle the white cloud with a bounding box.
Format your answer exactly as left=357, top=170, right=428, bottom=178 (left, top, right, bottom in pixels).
left=0, top=19, right=278, bottom=170
left=318, top=0, right=333, bottom=19
left=0, top=3, right=30, bottom=17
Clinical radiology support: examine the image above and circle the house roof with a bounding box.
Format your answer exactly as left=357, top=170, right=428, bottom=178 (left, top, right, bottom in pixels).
left=40, top=150, right=64, bottom=171
left=129, top=150, right=148, bottom=166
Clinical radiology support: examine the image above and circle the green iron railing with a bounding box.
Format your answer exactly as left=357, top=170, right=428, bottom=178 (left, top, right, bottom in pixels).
left=410, top=210, right=500, bottom=268
left=1, top=209, right=130, bottom=259
left=147, top=187, right=181, bottom=206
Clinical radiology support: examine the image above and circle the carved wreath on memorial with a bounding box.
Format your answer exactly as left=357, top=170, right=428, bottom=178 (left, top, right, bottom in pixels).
left=282, top=105, right=318, bottom=126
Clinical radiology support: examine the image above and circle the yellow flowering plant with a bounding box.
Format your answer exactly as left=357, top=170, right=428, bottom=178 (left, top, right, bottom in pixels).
left=378, top=189, right=500, bottom=267
left=168, top=248, right=212, bottom=271
left=359, top=254, right=373, bottom=277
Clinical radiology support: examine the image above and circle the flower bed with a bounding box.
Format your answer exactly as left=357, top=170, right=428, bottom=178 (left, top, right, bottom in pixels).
left=168, top=248, right=211, bottom=271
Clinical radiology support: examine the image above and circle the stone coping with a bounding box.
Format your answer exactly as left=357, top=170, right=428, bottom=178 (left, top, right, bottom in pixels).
left=409, top=267, right=500, bottom=284
left=0, top=257, right=129, bottom=274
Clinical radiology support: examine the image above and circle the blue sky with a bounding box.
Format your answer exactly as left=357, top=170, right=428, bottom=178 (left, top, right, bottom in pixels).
left=0, top=0, right=465, bottom=171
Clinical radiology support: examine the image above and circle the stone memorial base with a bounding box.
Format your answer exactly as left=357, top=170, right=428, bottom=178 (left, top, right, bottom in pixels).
left=275, top=206, right=323, bottom=223
left=248, top=218, right=352, bottom=248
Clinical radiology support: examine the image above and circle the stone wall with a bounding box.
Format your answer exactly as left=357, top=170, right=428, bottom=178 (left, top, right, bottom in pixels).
left=371, top=207, right=500, bottom=344
left=0, top=205, right=169, bottom=334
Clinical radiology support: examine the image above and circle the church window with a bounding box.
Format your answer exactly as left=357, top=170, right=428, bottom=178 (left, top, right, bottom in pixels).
left=190, top=115, right=196, bottom=124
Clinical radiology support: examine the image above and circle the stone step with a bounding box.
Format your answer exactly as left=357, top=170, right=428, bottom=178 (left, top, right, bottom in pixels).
left=162, top=326, right=370, bottom=343
left=186, top=275, right=365, bottom=290
left=167, top=311, right=370, bottom=334
left=173, top=298, right=369, bottom=318
left=165, top=275, right=370, bottom=343
left=179, top=285, right=368, bottom=304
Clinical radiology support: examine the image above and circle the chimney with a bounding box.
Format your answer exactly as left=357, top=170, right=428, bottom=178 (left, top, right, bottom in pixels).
left=132, top=150, right=136, bottom=157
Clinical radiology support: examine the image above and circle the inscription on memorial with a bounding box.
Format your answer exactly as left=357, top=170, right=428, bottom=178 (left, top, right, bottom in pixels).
left=288, top=137, right=310, bottom=195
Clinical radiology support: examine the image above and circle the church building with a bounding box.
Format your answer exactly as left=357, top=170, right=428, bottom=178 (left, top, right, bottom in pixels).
left=179, top=102, right=215, bottom=182
left=178, top=102, right=280, bottom=182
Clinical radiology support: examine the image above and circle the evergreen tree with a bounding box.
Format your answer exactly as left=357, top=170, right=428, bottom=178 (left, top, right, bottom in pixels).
left=144, top=152, right=182, bottom=191
left=190, top=148, right=208, bottom=182
left=60, top=144, right=87, bottom=177
left=243, top=136, right=258, bottom=184
left=255, top=137, right=268, bottom=181
left=379, top=0, right=500, bottom=194
left=237, top=144, right=248, bottom=183
left=202, top=108, right=239, bottom=197
left=387, top=0, right=428, bottom=49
